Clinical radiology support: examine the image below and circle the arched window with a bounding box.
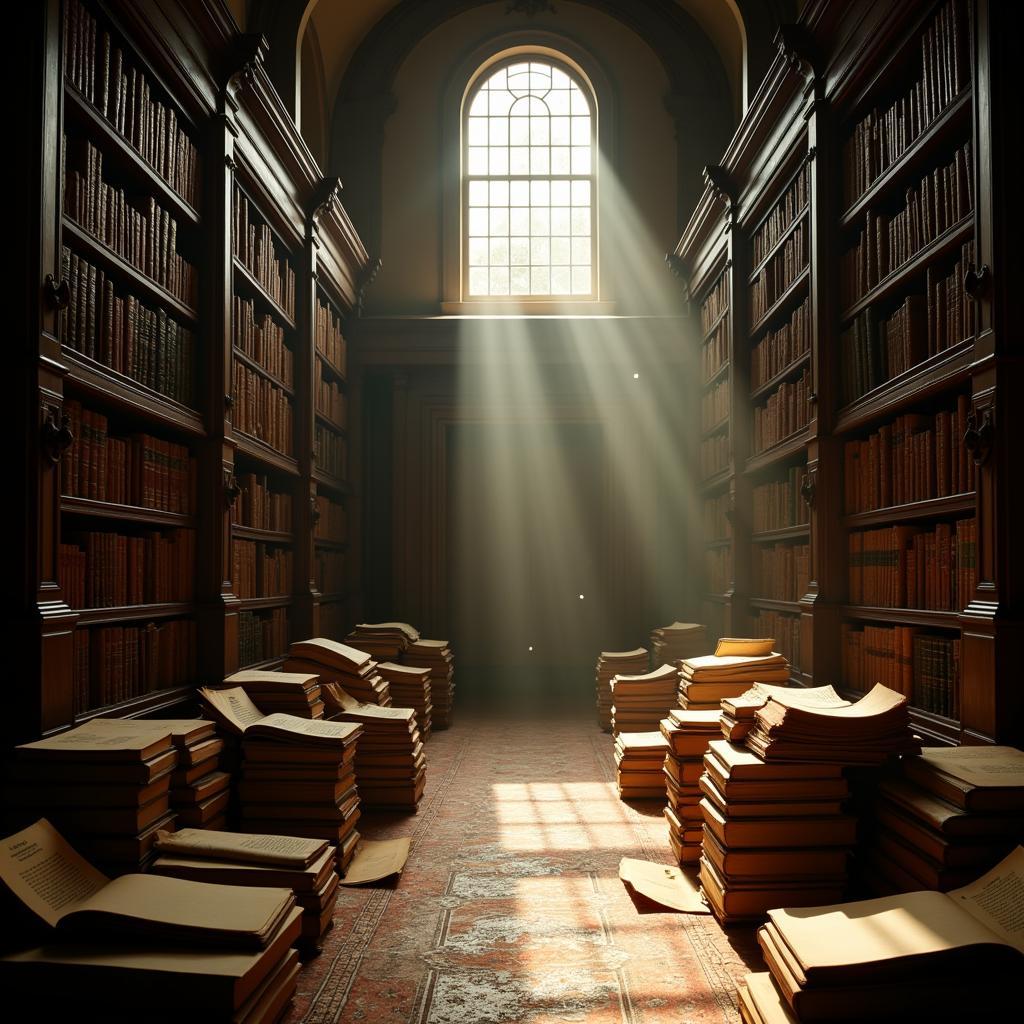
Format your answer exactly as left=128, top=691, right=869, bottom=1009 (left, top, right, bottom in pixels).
left=464, top=57, right=596, bottom=299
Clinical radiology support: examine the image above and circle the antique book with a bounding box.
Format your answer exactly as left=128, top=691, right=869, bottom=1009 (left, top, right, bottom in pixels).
left=153, top=828, right=328, bottom=869
left=901, top=745, right=1024, bottom=811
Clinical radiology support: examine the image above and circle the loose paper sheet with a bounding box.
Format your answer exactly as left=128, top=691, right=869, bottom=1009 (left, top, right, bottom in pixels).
left=338, top=838, right=411, bottom=885
left=618, top=858, right=710, bottom=913
left=949, top=845, right=1024, bottom=953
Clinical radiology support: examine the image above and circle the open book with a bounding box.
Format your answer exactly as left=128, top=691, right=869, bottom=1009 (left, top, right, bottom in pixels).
left=153, top=828, right=328, bottom=869
left=0, top=820, right=294, bottom=949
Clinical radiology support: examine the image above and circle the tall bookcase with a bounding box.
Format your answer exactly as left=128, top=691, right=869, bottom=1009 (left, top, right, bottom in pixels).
left=676, top=0, right=1022, bottom=746
left=15, top=0, right=369, bottom=744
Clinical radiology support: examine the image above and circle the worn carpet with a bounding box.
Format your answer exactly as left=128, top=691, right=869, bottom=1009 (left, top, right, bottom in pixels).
left=286, top=715, right=762, bottom=1024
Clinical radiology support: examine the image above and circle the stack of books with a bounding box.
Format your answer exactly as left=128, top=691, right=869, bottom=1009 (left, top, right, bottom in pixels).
left=650, top=621, right=708, bottom=666
left=594, top=648, right=649, bottom=732
left=162, top=720, right=232, bottom=831
left=152, top=828, right=340, bottom=955
left=679, top=638, right=791, bottom=711
left=0, top=819, right=303, bottom=1020
left=323, top=686, right=426, bottom=811
left=865, top=745, right=1024, bottom=894
left=721, top=684, right=848, bottom=743
left=699, top=737, right=854, bottom=925
left=377, top=661, right=433, bottom=741
left=402, top=638, right=455, bottom=728
left=199, top=687, right=364, bottom=872
left=614, top=731, right=670, bottom=799
left=212, top=669, right=325, bottom=718
left=660, top=709, right=723, bottom=864
left=738, top=847, right=1023, bottom=1022
left=610, top=663, right=680, bottom=735
left=285, top=637, right=392, bottom=706
left=6, top=720, right=181, bottom=875
left=346, top=621, right=419, bottom=661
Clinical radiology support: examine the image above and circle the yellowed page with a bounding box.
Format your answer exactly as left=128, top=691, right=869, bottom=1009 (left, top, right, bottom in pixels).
left=293, top=638, right=371, bottom=665
left=198, top=686, right=266, bottom=733
left=716, top=638, right=776, bottom=657
left=153, top=828, right=326, bottom=867
left=15, top=720, right=173, bottom=756
left=618, top=858, right=709, bottom=913
left=767, top=682, right=904, bottom=720
left=0, top=819, right=107, bottom=927
left=917, top=746, right=1024, bottom=788
left=339, top=705, right=415, bottom=721
left=321, top=682, right=362, bottom=711
left=224, top=670, right=319, bottom=687
left=339, top=838, right=411, bottom=885
left=947, top=845, right=1024, bottom=953
left=252, top=714, right=361, bottom=743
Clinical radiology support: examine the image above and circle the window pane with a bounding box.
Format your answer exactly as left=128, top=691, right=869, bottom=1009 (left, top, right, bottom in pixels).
left=551, top=180, right=570, bottom=206
left=531, top=266, right=550, bottom=294
left=551, top=266, right=571, bottom=294
left=490, top=238, right=509, bottom=266
left=489, top=180, right=509, bottom=206
left=468, top=118, right=488, bottom=145
left=468, top=207, right=488, bottom=236
left=469, top=267, right=488, bottom=294
left=510, top=208, right=530, bottom=235
left=490, top=208, right=509, bottom=235
left=572, top=237, right=591, bottom=265
left=530, top=147, right=549, bottom=174
left=572, top=266, right=591, bottom=294
left=510, top=180, right=529, bottom=205
left=509, top=118, right=529, bottom=145
left=571, top=116, right=590, bottom=145
left=548, top=89, right=570, bottom=115
left=571, top=208, right=590, bottom=235
left=530, top=180, right=550, bottom=206
left=551, top=116, right=570, bottom=145
left=489, top=148, right=509, bottom=175
left=510, top=266, right=531, bottom=294
left=489, top=267, right=509, bottom=295
left=530, top=118, right=549, bottom=146
left=530, top=207, right=550, bottom=235
left=551, top=147, right=570, bottom=174
left=551, top=237, right=571, bottom=265
left=570, top=88, right=589, bottom=114
left=572, top=180, right=590, bottom=206
left=571, top=146, right=590, bottom=174
left=469, top=180, right=488, bottom=206
left=551, top=207, right=570, bottom=235
left=531, top=237, right=550, bottom=265
left=468, top=147, right=488, bottom=174
left=489, top=119, right=508, bottom=145
left=510, top=237, right=530, bottom=265
left=468, top=238, right=488, bottom=266
left=510, top=147, right=529, bottom=174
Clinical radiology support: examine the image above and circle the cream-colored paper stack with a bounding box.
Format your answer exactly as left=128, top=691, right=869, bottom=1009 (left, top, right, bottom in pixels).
left=679, top=638, right=790, bottom=711
left=595, top=648, right=649, bottom=732
left=615, top=731, right=670, bottom=800
left=285, top=637, right=392, bottom=706
left=610, top=663, right=679, bottom=736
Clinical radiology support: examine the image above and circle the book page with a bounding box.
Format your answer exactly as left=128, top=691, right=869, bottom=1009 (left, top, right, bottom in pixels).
left=224, top=670, right=318, bottom=686
left=716, top=638, right=776, bottom=657
left=322, top=682, right=362, bottom=711
left=0, top=819, right=107, bottom=927
left=917, top=746, right=1024, bottom=789
left=254, top=713, right=361, bottom=740
left=339, top=705, right=414, bottom=721
left=198, top=686, right=265, bottom=733
left=153, top=828, right=326, bottom=867
left=339, top=838, right=411, bottom=885
left=618, top=858, right=709, bottom=914
left=948, top=846, right=1024, bottom=953
left=295, top=638, right=369, bottom=665
left=16, top=720, right=172, bottom=756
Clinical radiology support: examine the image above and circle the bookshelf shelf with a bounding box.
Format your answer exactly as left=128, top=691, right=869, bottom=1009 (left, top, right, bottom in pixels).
left=842, top=492, right=976, bottom=529
left=840, top=91, right=972, bottom=230
left=750, top=350, right=812, bottom=402
left=232, top=525, right=294, bottom=544
left=751, top=524, right=810, bottom=544
left=840, top=605, right=962, bottom=629
left=314, top=538, right=349, bottom=552
left=231, top=346, right=295, bottom=397
left=745, top=429, right=810, bottom=475
left=237, top=596, right=294, bottom=611
left=702, top=361, right=730, bottom=390
left=61, top=495, right=196, bottom=528
left=702, top=417, right=729, bottom=439
left=312, top=469, right=353, bottom=495
left=62, top=218, right=199, bottom=323
left=699, top=467, right=733, bottom=494
left=74, top=602, right=195, bottom=626
left=748, top=205, right=809, bottom=284
left=232, top=257, right=297, bottom=331
left=840, top=216, right=974, bottom=325
left=317, top=591, right=353, bottom=605
left=315, top=410, right=347, bottom=436
left=234, top=433, right=300, bottom=476
left=834, top=338, right=974, bottom=433
left=703, top=592, right=730, bottom=604
left=315, top=350, right=347, bottom=385
left=749, top=597, right=803, bottom=613
left=63, top=86, right=201, bottom=227
left=749, top=265, right=810, bottom=337
left=702, top=305, right=730, bottom=342
left=76, top=684, right=197, bottom=725
left=61, top=348, right=205, bottom=437
left=704, top=537, right=733, bottom=549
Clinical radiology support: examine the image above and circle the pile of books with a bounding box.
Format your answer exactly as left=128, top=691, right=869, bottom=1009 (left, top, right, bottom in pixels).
left=650, top=621, right=708, bottom=666
left=610, top=663, right=679, bottom=735
left=865, top=744, right=1024, bottom=894
left=402, top=638, right=455, bottom=728
left=200, top=687, right=364, bottom=872
left=614, top=731, right=669, bottom=799
left=152, top=827, right=340, bottom=955
left=660, top=709, right=722, bottom=864
left=721, top=684, right=836, bottom=743
left=164, top=720, right=232, bottom=831
left=595, top=648, right=649, bottom=732
left=285, top=637, right=392, bottom=706
left=5, top=719, right=185, bottom=875
left=738, top=847, right=1023, bottom=1022
left=324, top=686, right=426, bottom=811
left=0, top=818, right=303, bottom=1020
left=346, top=621, right=419, bottom=661
left=679, top=638, right=790, bottom=711
left=211, top=668, right=326, bottom=718
left=377, top=661, right=433, bottom=741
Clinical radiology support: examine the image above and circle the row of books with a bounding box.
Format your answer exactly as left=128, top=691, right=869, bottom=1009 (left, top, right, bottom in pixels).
left=314, top=495, right=347, bottom=541
left=61, top=401, right=195, bottom=513
left=233, top=188, right=297, bottom=319
left=378, top=661, right=434, bottom=740
left=848, top=517, right=977, bottom=610
left=701, top=431, right=729, bottom=479
left=315, top=361, right=347, bottom=426
left=838, top=240, right=975, bottom=406
left=703, top=322, right=728, bottom=385
left=233, top=362, right=294, bottom=457
left=704, top=492, right=731, bottom=541
left=62, top=0, right=200, bottom=208
left=700, top=273, right=729, bottom=336
left=681, top=640, right=790, bottom=713
left=61, top=247, right=196, bottom=406
left=60, top=528, right=195, bottom=608
left=232, top=540, right=293, bottom=601
left=752, top=164, right=809, bottom=267
left=750, top=221, right=807, bottom=324
left=611, top=664, right=678, bottom=737
left=72, top=618, right=197, bottom=712
left=663, top=709, right=721, bottom=862
left=751, top=297, right=809, bottom=392
left=753, top=466, right=809, bottom=533
left=841, top=0, right=971, bottom=208
left=841, top=145, right=973, bottom=310
left=702, top=377, right=729, bottom=432
left=315, top=550, right=347, bottom=595
left=315, top=296, right=347, bottom=375
left=841, top=622, right=960, bottom=718
left=705, top=547, right=731, bottom=595
left=239, top=607, right=289, bottom=668
left=233, top=296, right=295, bottom=387
left=232, top=472, right=294, bottom=533
left=752, top=368, right=811, bottom=454
left=315, top=424, right=347, bottom=479
left=751, top=611, right=800, bottom=672
left=843, top=399, right=975, bottom=514
left=64, top=137, right=198, bottom=308
left=752, top=542, right=810, bottom=603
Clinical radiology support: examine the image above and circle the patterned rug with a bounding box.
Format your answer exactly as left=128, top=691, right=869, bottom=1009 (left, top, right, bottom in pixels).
left=286, top=715, right=762, bottom=1024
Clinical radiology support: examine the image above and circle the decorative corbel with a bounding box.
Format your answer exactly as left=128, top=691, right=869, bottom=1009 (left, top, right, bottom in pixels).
left=964, top=262, right=991, bottom=301
left=963, top=405, right=994, bottom=466
left=44, top=273, right=70, bottom=310
left=41, top=403, right=74, bottom=464
left=229, top=33, right=268, bottom=91
left=311, top=176, right=344, bottom=228
left=776, top=24, right=819, bottom=89
left=800, top=468, right=817, bottom=508
left=353, top=256, right=383, bottom=319
left=703, top=165, right=737, bottom=222
left=224, top=469, right=241, bottom=508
